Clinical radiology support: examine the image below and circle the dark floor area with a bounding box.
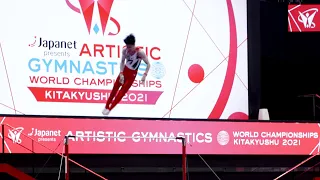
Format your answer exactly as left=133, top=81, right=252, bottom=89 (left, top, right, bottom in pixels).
left=2, top=154, right=320, bottom=180
left=1, top=172, right=320, bottom=180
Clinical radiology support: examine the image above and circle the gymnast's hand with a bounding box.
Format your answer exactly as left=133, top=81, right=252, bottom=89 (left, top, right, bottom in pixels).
left=141, top=73, right=147, bottom=83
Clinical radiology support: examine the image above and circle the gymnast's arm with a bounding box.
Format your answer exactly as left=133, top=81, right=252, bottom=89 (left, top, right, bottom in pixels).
left=138, top=50, right=150, bottom=76
left=120, top=49, right=126, bottom=73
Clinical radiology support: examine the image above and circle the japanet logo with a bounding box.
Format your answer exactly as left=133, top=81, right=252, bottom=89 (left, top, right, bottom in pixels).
left=288, top=5, right=320, bottom=32
left=65, top=0, right=121, bottom=35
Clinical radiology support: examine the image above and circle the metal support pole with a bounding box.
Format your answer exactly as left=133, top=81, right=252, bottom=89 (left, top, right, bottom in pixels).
left=2, top=124, right=4, bottom=153
left=182, top=138, right=187, bottom=180
left=64, top=136, right=70, bottom=180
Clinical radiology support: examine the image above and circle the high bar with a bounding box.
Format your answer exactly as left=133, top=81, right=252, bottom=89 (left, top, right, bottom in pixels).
left=66, top=135, right=185, bottom=140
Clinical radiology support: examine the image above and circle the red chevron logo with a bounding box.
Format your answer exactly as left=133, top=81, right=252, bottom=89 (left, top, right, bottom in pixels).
left=66, top=0, right=120, bottom=35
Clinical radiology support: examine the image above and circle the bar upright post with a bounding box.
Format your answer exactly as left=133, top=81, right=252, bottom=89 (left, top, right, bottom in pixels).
left=182, top=138, right=187, bottom=180
left=64, top=136, right=70, bottom=180
left=1, top=124, right=4, bottom=153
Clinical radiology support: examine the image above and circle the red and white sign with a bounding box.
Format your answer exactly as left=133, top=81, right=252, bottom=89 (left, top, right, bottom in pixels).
left=1, top=116, right=320, bottom=155
left=288, top=4, right=320, bottom=32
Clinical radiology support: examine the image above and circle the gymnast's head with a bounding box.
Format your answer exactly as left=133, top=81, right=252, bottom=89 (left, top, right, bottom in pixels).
left=124, top=34, right=136, bottom=52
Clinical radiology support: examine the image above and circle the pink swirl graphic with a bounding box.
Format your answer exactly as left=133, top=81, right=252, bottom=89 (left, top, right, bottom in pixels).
left=208, top=0, right=238, bottom=119
left=66, top=0, right=81, bottom=13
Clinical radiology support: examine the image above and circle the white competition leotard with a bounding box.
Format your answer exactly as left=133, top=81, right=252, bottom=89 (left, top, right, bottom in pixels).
left=125, top=48, right=142, bottom=70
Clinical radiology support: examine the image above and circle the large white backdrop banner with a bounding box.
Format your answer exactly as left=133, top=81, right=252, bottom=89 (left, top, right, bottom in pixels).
left=0, top=0, right=248, bottom=119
